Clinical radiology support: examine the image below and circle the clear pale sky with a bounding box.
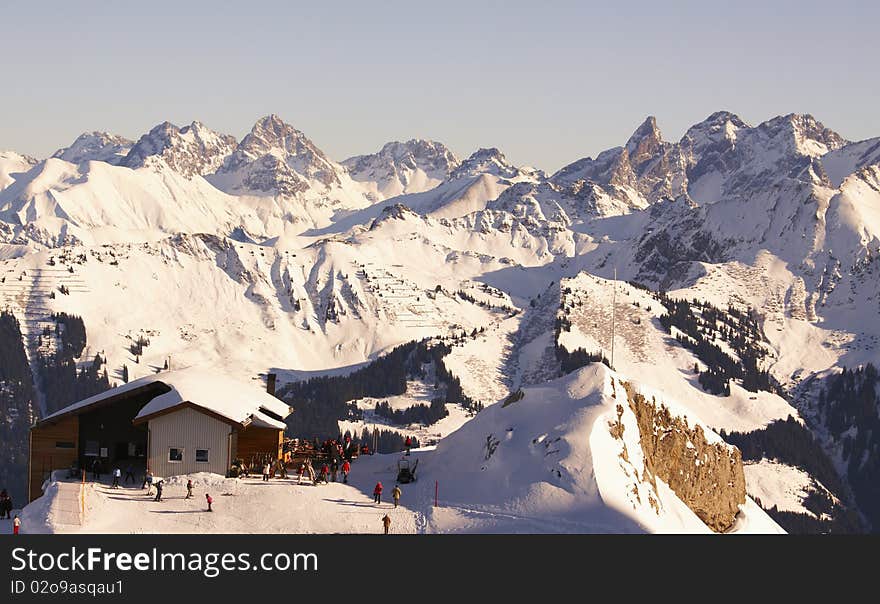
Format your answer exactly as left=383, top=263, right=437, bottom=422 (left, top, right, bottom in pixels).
left=2, top=0, right=878, bottom=172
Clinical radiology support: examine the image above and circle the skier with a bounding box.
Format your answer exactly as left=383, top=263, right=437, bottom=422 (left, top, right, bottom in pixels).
left=405, top=436, right=412, bottom=456
left=373, top=481, right=383, bottom=504
left=263, top=462, right=271, bottom=482
left=392, top=485, right=402, bottom=508
left=382, top=514, right=391, bottom=535
left=13, top=515, right=21, bottom=535
left=153, top=479, right=163, bottom=502
left=144, top=470, right=154, bottom=495
left=186, top=479, right=194, bottom=499
left=205, top=493, right=213, bottom=512
left=111, top=467, right=121, bottom=489
left=341, top=459, right=351, bottom=484
left=318, top=463, right=329, bottom=484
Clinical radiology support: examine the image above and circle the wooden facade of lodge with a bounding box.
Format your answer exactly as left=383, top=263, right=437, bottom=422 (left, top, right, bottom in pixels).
left=28, top=369, right=291, bottom=502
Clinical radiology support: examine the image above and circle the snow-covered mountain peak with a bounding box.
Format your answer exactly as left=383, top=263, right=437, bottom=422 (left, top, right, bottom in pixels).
left=342, top=139, right=459, bottom=199
left=449, top=147, right=520, bottom=180
left=755, top=113, right=848, bottom=158
left=680, top=111, right=746, bottom=157
left=215, top=114, right=341, bottom=192
left=122, top=120, right=237, bottom=178
left=52, top=131, right=133, bottom=166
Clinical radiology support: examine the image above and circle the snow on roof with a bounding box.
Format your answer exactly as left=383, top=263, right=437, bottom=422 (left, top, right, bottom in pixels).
left=41, top=367, right=291, bottom=430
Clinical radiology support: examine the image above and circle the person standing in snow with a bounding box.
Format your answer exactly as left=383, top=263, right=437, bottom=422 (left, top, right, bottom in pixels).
left=186, top=479, right=194, bottom=499
left=143, top=469, right=153, bottom=491
left=124, top=464, right=135, bottom=484
left=318, top=463, right=329, bottom=484
left=13, top=515, right=21, bottom=535
left=297, top=463, right=305, bottom=485
left=0, top=490, right=10, bottom=519
left=382, top=514, right=391, bottom=535
left=405, top=436, right=412, bottom=456
left=205, top=493, right=213, bottom=512
left=92, top=458, right=101, bottom=481
left=263, top=462, right=271, bottom=482
left=153, top=479, right=163, bottom=502
left=111, top=467, right=121, bottom=489
left=392, top=485, right=402, bottom=508
left=330, top=459, right=338, bottom=482
left=373, top=481, right=383, bottom=504
left=341, top=459, right=351, bottom=484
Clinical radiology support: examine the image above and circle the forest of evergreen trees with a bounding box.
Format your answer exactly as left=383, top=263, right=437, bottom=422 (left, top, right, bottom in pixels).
left=656, top=295, right=780, bottom=395
left=0, top=312, right=34, bottom=506
left=279, top=339, right=481, bottom=440
left=373, top=398, right=448, bottom=426
left=721, top=416, right=862, bottom=533
left=38, top=313, right=110, bottom=415
left=356, top=427, right=421, bottom=454
left=816, top=364, right=880, bottom=533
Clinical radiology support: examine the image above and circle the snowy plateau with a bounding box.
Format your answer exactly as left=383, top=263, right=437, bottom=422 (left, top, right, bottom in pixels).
left=3, top=111, right=880, bottom=534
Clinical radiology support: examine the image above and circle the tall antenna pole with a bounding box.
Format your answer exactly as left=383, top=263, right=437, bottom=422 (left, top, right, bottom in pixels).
left=611, top=267, right=616, bottom=369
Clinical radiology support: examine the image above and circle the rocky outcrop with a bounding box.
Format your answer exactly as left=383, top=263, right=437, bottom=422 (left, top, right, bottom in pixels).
left=123, top=121, right=237, bottom=177
left=622, top=382, right=746, bottom=532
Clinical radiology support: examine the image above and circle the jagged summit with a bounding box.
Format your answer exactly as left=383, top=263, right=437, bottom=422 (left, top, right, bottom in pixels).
left=212, top=114, right=342, bottom=195
left=449, top=147, right=520, bottom=180
left=122, top=120, right=237, bottom=178
left=625, top=116, right=664, bottom=166
left=52, top=131, right=133, bottom=166
left=343, top=139, right=459, bottom=199
left=754, top=113, right=848, bottom=157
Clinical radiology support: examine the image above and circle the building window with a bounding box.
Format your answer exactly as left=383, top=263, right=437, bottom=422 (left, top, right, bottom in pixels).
left=84, top=440, right=99, bottom=457
left=168, top=448, right=184, bottom=462
left=55, top=441, right=75, bottom=449
left=195, top=449, right=209, bottom=463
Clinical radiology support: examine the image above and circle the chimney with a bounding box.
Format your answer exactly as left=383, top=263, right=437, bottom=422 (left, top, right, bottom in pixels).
left=267, top=373, right=277, bottom=397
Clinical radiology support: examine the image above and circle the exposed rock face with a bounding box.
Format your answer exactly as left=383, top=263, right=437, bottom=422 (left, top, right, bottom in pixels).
left=450, top=147, right=521, bottom=180
left=216, top=114, right=341, bottom=195
left=343, top=139, right=459, bottom=197
left=123, top=121, right=237, bottom=177
left=622, top=382, right=746, bottom=532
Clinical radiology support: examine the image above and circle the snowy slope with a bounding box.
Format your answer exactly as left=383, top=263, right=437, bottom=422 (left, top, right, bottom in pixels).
left=379, top=364, right=781, bottom=533
left=0, top=151, right=37, bottom=191
left=21, top=365, right=783, bottom=534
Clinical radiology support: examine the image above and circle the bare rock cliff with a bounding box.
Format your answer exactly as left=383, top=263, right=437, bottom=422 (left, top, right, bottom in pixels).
left=623, top=382, right=746, bottom=532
